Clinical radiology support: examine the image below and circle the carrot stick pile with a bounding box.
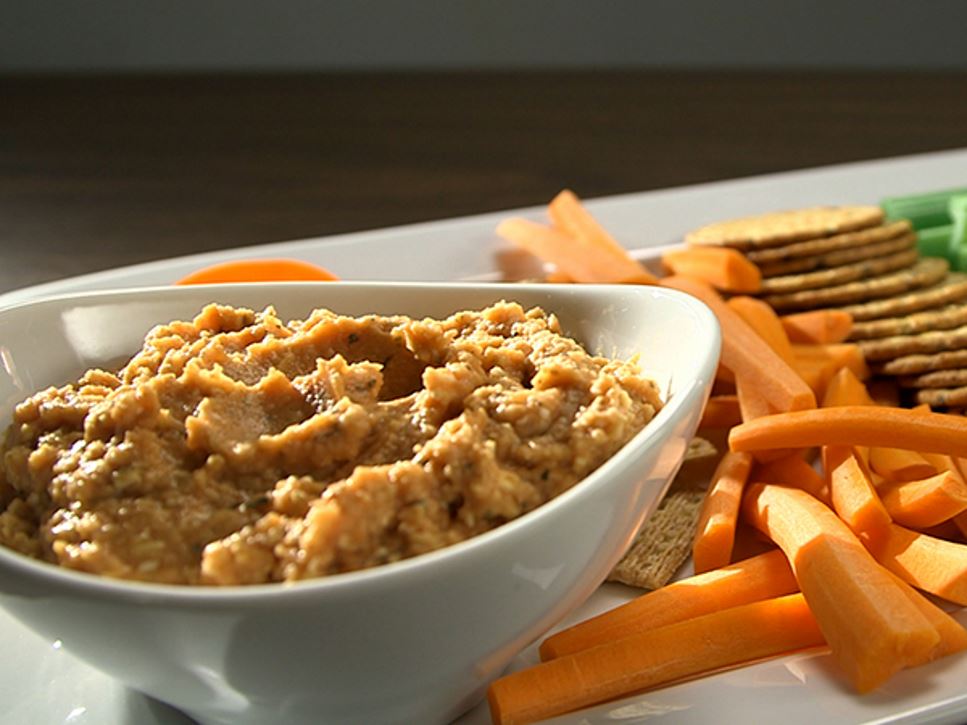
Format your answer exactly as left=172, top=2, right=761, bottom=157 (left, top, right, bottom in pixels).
left=487, top=191, right=967, bottom=725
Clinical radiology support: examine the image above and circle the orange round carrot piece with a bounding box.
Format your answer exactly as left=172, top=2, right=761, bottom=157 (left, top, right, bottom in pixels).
left=743, top=483, right=940, bottom=692
left=662, top=247, right=762, bottom=293
left=176, top=258, right=339, bottom=285
left=660, top=275, right=815, bottom=415
left=693, top=451, right=755, bottom=573
left=539, top=549, right=797, bottom=661
left=490, top=593, right=822, bottom=725
left=730, top=406, right=967, bottom=460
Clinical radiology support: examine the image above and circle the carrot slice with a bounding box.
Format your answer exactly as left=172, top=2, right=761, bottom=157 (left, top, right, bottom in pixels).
left=889, top=570, right=967, bottom=660
left=823, top=445, right=891, bottom=542
left=490, top=593, right=823, bottom=725
left=662, top=247, right=761, bottom=293
left=496, top=217, right=655, bottom=284
left=659, top=275, right=815, bottom=414
left=547, top=189, right=658, bottom=284
left=699, top=394, right=741, bottom=429
left=727, top=295, right=795, bottom=364
left=780, top=309, right=854, bottom=345
left=539, top=549, right=797, bottom=661
left=868, top=447, right=937, bottom=483
left=735, top=374, right=774, bottom=422
left=175, top=258, right=339, bottom=285
left=879, top=471, right=967, bottom=529
left=754, top=453, right=829, bottom=503
left=955, top=511, right=967, bottom=539
left=871, top=524, right=967, bottom=605
left=792, top=343, right=870, bottom=399
left=743, top=483, right=940, bottom=692
left=693, top=451, right=755, bottom=573
left=821, top=367, right=875, bottom=407
left=730, top=406, right=967, bottom=460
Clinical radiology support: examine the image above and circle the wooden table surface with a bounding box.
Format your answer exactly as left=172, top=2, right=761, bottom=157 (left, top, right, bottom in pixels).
left=3, top=71, right=967, bottom=296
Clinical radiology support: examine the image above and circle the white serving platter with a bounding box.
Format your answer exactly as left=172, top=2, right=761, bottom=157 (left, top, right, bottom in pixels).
left=2, top=148, right=967, bottom=725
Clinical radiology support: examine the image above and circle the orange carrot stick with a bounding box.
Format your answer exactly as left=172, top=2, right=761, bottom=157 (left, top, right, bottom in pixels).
left=754, top=452, right=829, bottom=503
left=539, top=549, right=797, bottom=661
left=662, top=247, right=761, bottom=293
left=693, top=451, right=755, bottom=573
left=727, top=295, right=795, bottom=364
left=175, top=258, right=339, bottom=285
left=955, top=511, right=967, bottom=539
left=879, top=471, right=967, bottom=529
left=743, top=483, right=940, bottom=692
left=821, top=367, right=875, bottom=407
left=660, top=275, right=815, bottom=414
left=730, top=406, right=967, bottom=459
left=780, top=309, right=854, bottom=345
left=497, top=218, right=655, bottom=284
left=824, top=445, right=891, bottom=542
left=792, top=343, right=870, bottom=399
left=490, top=593, right=823, bottom=725
left=889, top=570, right=967, bottom=660
left=699, top=394, right=742, bottom=429
left=868, top=447, right=938, bottom=483
left=545, top=190, right=659, bottom=284
left=871, top=523, right=967, bottom=605
left=735, top=374, right=774, bottom=422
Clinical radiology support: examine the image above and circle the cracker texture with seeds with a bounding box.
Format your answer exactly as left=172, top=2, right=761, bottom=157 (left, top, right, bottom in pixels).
left=685, top=206, right=884, bottom=250
left=838, top=272, right=967, bottom=322
left=757, top=247, right=918, bottom=294
left=608, top=437, right=718, bottom=590
left=758, top=233, right=916, bottom=278
left=746, top=220, right=911, bottom=263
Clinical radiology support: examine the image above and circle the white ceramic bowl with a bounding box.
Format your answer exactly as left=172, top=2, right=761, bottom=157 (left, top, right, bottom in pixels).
left=0, top=281, right=719, bottom=725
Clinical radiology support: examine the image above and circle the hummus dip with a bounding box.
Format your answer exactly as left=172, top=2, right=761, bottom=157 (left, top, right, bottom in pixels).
left=0, top=301, right=661, bottom=585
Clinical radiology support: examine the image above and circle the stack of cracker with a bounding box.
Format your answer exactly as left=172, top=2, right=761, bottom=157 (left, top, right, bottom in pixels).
left=686, top=206, right=967, bottom=412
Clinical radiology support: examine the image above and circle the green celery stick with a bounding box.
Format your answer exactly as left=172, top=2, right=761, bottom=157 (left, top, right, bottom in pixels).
left=882, top=186, right=967, bottom=230
left=949, top=196, right=967, bottom=266
left=916, top=225, right=953, bottom=260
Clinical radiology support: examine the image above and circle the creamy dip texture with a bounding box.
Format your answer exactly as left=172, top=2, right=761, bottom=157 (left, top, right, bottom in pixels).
left=0, top=301, right=661, bottom=585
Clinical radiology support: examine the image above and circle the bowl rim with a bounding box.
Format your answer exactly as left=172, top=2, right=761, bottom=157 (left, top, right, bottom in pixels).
left=0, top=280, right=720, bottom=602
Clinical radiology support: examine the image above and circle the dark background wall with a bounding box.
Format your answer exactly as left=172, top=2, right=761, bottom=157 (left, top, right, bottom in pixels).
left=3, top=0, right=967, bottom=72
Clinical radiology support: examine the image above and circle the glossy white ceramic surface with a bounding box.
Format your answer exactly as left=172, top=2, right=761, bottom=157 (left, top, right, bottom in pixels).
left=0, top=281, right=719, bottom=725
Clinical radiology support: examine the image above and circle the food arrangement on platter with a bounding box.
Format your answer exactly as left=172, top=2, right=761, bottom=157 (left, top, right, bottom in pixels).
left=484, top=189, right=967, bottom=724
left=2, top=178, right=967, bottom=724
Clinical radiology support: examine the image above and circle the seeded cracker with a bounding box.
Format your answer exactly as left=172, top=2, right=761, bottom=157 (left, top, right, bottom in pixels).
left=758, top=233, right=916, bottom=278
left=746, top=220, right=912, bottom=263
left=899, top=368, right=967, bottom=389
left=878, top=349, right=967, bottom=377
left=608, top=436, right=718, bottom=590
left=763, top=257, right=949, bottom=312
left=857, top=322, right=967, bottom=363
left=915, top=386, right=967, bottom=408
left=849, top=302, right=967, bottom=341
left=685, top=206, right=884, bottom=251
left=838, top=273, right=967, bottom=322
left=757, top=248, right=919, bottom=295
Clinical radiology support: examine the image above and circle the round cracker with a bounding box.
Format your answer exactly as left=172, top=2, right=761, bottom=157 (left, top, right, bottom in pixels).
left=877, top=349, right=967, bottom=377
left=746, top=220, right=911, bottom=264
left=914, top=386, right=967, bottom=408
left=858, top=322, right=967, bottom=363
left=762, top=257, right=949, bottom=312
left=758, top=247, right=919, bottom=295
left=837, top=272, right=967, bottom=322
left=899, top=368, right=967, bottom=389
left=758, top=232, right=916, bottom=278
left=849, top=302, right=967, bottom=341
left=685, top=206, right=885, bottom=251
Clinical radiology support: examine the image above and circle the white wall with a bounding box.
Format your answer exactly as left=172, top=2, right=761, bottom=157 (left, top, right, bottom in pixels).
left=3, top=0, right=967, bottom=72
